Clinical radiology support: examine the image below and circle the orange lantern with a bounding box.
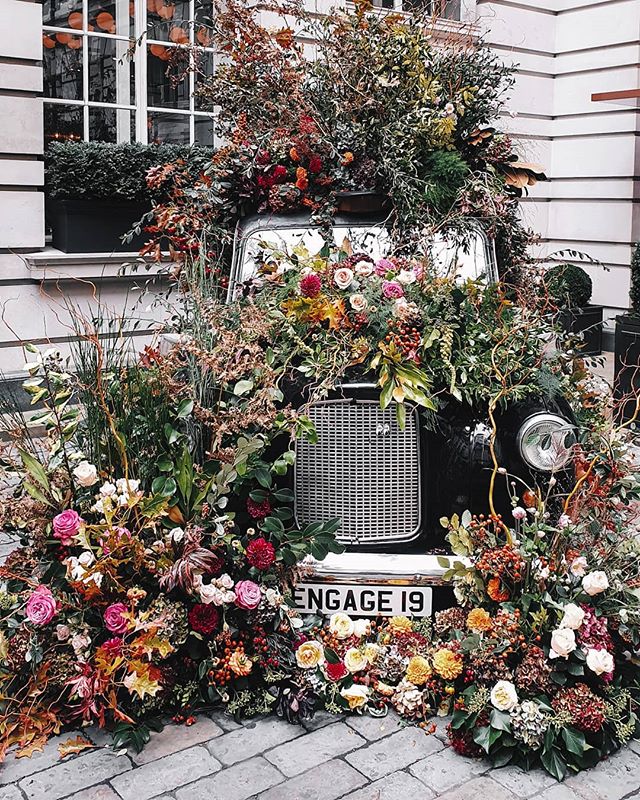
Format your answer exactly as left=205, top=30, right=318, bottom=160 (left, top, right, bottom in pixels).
left=67, top=36, right=82, bottom=49
left=56, top=32, right=72, bottom=44
left=169, top=25, right=188, bottom=44
left=96, top=11, right=116, bottom=33
left=150, top=43, right=171, bottom=61
left=157, top=3, right=175, bottom=20
left=68, top=11, right=83, bottom=29
left=147, top=0, right=159, bottom=13
left=196, top=26, right=211, bottom=46
left=42, top=34, right=56, bottom=49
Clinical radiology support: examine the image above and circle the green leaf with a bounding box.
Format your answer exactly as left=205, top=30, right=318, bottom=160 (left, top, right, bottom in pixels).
left=490, top=709, right=511, bottom=732
left=561, top=727, right=586, bottom=756
left=176, top=398, right=194, bottom=417
left=18, top=448, right=50, bottom=490
left=472, top=725, right=491, bottom=754
left=234, top=379, right=254, bottom=396
left=23, top=481, right=53, bottom=507
left=541, top=748, right=567, bottom=781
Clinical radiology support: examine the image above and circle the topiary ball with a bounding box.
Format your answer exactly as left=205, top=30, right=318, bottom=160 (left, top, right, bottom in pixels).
left=545, top=263, right=592, bottom=309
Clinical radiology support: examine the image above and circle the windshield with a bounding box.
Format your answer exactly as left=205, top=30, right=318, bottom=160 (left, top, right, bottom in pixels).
left=229, top=222, right=496, bottom=302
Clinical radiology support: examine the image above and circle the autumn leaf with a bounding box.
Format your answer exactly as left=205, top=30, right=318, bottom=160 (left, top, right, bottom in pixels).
left=124, top=662, right=162, bottom=700
left=58, top=735, right=96, bottom=759
left=134, top=632, right=174, bottom=660
left=16, top=734, right=48, bottom=759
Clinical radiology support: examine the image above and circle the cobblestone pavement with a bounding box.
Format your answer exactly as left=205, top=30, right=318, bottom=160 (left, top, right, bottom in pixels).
left=2, top=708, right=640, bottom=800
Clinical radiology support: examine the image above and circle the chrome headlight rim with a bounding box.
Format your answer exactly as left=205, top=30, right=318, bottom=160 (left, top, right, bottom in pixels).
left=517, top=412, right=576, bottom=473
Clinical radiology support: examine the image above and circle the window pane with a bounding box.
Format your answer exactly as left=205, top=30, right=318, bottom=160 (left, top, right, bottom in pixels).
left=148, top=111, right=190, bottom=144
left=194, top=0, right=213, bottom=46
left=147, top=0, right=190, bottom=44
left=88, top=0, right=134, bottom=37
left=89, top=106, right=117, bottom=142
left=43, top=0, right=83, bottom=30
left=147, top=45, right=190, bottom=109
left=194, top=115, right=214, bottom=146
left=43, top=34, right=83, bottom=101
left=44, top=104, right=84, bottom=144
left=194, top=50, right=214, bottom=111
left=88, top=35, right=134, bottom=104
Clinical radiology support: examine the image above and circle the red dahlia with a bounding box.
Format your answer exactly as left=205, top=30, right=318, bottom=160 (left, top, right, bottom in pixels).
left=246, top=537, right=276, bottom=570
left=299, top=273, right=322, bottom=298
left=271, top=165, right=288, bottom=183
left=247, top=497, right=272, bottom=520
left=188, top=603, right=220, bottom=635
left=325, top=661, right=348, bottom=682
left=256, top=149, right=271, bottom=166
left=308, top=156, right=323, bottom=174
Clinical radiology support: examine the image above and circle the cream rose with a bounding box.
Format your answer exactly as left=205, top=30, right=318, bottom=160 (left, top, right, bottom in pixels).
left=353, top=619, right=371, bottom=638
left=340, top=684, right=369, bottom=710
left=73, top=460, right=98, bottom=487
left=364, top=643, right=381, bottom=664
left=559, top=602, right=585, bottom=630
left=582, top=570, right=609, bottom=596
left=549, top=627, right=576, bottom=659
left=329, top=612, right=355, bottom=639
left=586, top=648, right=614, bottom=676
left=344, top=647, right=368, bottom=673
left=334, top=267, right=354, bottom=291
left=295, top=640, right=325, bottom=669
left=490, top=680, right=518, bottom=711
left=570, top=556, right=588, bottom=577
left=354, top=260, right=374, bottom=277
left=349, top=293, right=368, bottom=312
left=396, top=268, right=417, bottom=286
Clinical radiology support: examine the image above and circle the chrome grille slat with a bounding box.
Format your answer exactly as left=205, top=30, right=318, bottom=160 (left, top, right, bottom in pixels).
left=294, top=400, right=421, bottom=544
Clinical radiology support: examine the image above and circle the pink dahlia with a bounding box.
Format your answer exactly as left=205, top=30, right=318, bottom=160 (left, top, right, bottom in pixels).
left=382, top=280, right=404, bottom=299
left=300, top=273, right=322, bottom=299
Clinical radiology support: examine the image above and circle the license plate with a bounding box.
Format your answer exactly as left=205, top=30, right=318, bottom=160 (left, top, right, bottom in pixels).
left=293, top=583, right=432, bottom=617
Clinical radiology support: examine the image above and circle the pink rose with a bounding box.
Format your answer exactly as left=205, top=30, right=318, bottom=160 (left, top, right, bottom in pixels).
left=53, top=509, right=83, bottom=546
left=104, top=602, right=130, bottom=634
left=234, top=580, right=262, bottom=610
left=375, top=258, right=395, bottom=277
left=382, top=280, right=404, bottom=299
left=26, top=585, right=58, bottom=626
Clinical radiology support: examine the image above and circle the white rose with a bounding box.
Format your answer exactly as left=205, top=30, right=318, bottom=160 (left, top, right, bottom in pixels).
left=73, top=460, right=98, bottom=488
left=170, top=527, right=185, bottom=544
left=116, top=478, right=140, bottom=495
left=219, top=573, right=234, bottom=590
left=549, top=627, right=576, bottom=659
left=586, top=648, right=615, bottom=676
left=200, top=584, right=225, bottom=605
left=559, top=603, right=585, bottom=630
left=71, top=633, right=91, bottom=655
left=340, top=684, right=369, bottom=710
left=396, top=268, right=417, bottom=286
left=349, top=293, right=368, bottom=312
left=344, top=647, right=368, bottom=673
left=329, top=612, right=355, bottom=639
left=354, top=260, right=374, bottom=277
left=334, top=267, right=354, bottom=291
left=353, top=619, right=371, bottom=638
left=570, top=556, right=588, bottom=577
left=223, top=590, right=236, bottom=604
left=490, top=680, right=518, bottom=711
left=265, top=587, right=282, bottom=607
left=88, top=572, right=103, bottom=588
left=100, top=481, right=117, bottom=497
left=78, top=550, right=95, bottom=568
left=582, top=571, right=609, bottom=596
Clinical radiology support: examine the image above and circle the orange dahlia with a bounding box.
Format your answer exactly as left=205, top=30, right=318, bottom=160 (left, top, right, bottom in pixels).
left=432, top=648, right=463, bottom=680
left=466, top=608, right=492, bottom=633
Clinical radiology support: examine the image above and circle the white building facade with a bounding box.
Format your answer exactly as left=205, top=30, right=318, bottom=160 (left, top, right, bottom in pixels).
left=1, top=0, right=639, bottom=377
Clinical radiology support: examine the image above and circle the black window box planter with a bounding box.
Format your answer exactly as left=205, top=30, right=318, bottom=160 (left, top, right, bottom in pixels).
left=47, top=199, right=150, bottom=254
left=614, top=313, right=640, bottom=422
left=557, top=304, right=603, bottom=356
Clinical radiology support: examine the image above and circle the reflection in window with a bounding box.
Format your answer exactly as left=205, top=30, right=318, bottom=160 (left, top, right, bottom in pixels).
left=147, top=0, right=190, bottom=44
left=88, top=0, right=135, bottom=37
left=43, top=0, right=81, bottom=29
left=148, top=111, right=190, bottom=144
left=194, top=116, right=214, bottom=145
left=43, top=35, right=83, bottom=101
left=147, top=45, right=190, bottom=110
left=88, top=36, right=134, bottom=105
left=44, top=104, right=83, bottom=144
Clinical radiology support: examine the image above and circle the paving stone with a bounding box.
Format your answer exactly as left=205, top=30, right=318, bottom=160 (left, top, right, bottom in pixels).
left=301, top=710, right=343, bottom=732
left=19, top=749, right=131, bottom=800
left=344, top=711, right=404, bottom=741
left=209, top=710, right=243, bottom=732
left=0, top=730, right=86, bottom=785
left=264, top=721, right=366, bottom=777
left=490, top=764, right=557, bottom=797
left=629, top=738, right=640, bottom=756
left=175, top=756, right=284, bottom=800
left=131, top=717, right=223, bottom=765
left=565, top=747, right=640, bottom=800
left=432, top=715, right=452, bottom=742
left=342, top=770, right=437, bottom=800
left=535, top=786, right=584, bottom=800
left=345, top=726, right=444, bottom=781
left=256, top=758, right=367, bottom=800
left=207, top=717, right=304, bottom=766
left=110, top=744, right=220, bottom=800
left=65, top=786, right=121, bottom=800
left=3, top=785, right=26, bottom=800
left=436, top=775, right=520, bottom=800
left=410, top=745, right=489, bottom=793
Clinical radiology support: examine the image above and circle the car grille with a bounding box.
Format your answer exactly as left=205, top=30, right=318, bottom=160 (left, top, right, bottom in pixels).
left=294, top=399, right=421, bottom=545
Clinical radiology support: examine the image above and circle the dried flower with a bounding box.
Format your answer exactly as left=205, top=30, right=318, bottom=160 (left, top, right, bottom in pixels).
left=433, top=648, right=463, bottom=680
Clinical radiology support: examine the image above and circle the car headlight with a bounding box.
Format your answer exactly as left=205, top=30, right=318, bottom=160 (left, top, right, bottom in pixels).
left=517, top=413, right=576, bottom=472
